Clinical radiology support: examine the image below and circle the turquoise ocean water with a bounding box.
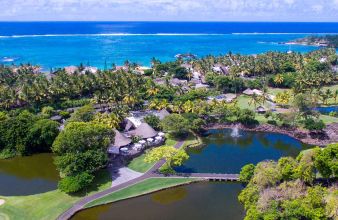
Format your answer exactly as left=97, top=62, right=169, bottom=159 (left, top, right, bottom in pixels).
left=0, top=22, right=337, bottom=70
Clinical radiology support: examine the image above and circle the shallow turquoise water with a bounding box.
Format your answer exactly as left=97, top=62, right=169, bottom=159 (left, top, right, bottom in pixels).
left=0, top=34, right=318, bottom=70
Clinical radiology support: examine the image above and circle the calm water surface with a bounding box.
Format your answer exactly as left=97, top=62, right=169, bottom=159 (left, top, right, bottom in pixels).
left=175, top=129, right=311, bottom=173
left=314, top=106, right=338, bottom=114
left=72, top=182, right=245, bottom=220
left=0, top=153, right=59, bottom=196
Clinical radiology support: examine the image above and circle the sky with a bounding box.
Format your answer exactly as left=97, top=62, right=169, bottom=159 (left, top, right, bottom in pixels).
left=0, top=0, right=338, bottom=21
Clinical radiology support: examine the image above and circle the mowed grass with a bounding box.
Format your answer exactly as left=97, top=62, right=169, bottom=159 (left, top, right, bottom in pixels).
left=319, top=114, right=338, bottom=124
left=85, top=177, right=198, bottom=208
left=127, top=136, right=178, bottom=173
left=127, top=153, right=154, bottom=173
left=0, top=169, right=111, bottom=220
left=236, top=95, right=255, bottom=110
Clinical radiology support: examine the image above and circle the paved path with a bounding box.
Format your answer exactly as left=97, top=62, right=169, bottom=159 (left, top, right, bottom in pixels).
left=57, top=140, right=239, bottom=220
left=167, top=173, right=239, bottom=181
left=111, top=167, right=143, bottom=187
left=57, top=140, right=185, bottom=220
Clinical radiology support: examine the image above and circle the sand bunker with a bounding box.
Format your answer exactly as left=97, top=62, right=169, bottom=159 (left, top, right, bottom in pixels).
left=0, top=199, right=5, bottom=206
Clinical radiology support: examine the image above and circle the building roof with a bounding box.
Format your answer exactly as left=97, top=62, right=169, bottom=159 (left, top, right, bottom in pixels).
left=64, top=66, right=78, bottom=74
left=243, top=88, right=263, bottom=96
left=256, top=106, right=267, bottom=113
left=195, top=83, right=210, bottom=89
left=129, top=123, right=158, bottom=139
left=113, top=129, right=132, bottom=147
left=156, top=109, right=170, bottom=120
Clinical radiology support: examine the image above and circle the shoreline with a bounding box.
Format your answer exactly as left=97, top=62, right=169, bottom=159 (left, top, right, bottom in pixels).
left=205, top=123, right=338, bottom=146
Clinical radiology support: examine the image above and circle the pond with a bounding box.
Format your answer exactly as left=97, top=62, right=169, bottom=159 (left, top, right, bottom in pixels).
left=313, top=106, right=338, bottom=115
left=0, top=153, right=60, bottom=196
left=174, top=129, right=311, bottom=173
left=72, top=182, right=245, bottom=220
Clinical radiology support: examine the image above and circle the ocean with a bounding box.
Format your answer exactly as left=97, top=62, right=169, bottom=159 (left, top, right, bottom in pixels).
left=0, top=22, right=337, bottom=70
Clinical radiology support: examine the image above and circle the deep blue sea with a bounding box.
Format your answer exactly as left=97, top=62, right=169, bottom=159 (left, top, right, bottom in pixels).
left=0, top=22, right=337, bottom=70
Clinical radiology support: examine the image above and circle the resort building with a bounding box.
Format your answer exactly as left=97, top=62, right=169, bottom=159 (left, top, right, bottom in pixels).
left=108, top=130, right=132, bottom=155
left=109, top=124, right=165, bottom=157
left=207, top=93, right=237, bottom=103
left=64, top=66, right=78, bottom=74
left=212, top=64, right=230, bottom=75
left=170, top=78, right=188, bottom=87
left=243, top=88, right=263, bottom=96
left=195, top=83, right=210, bottom=89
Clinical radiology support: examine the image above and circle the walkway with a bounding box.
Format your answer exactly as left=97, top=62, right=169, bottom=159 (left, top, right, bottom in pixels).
left=57, top=140, right=240, bottom=220
left=57, top=140, right=185, bottom=220
left=111, top=167, right=143, bottom=187
left=168, top=173, right=239, bottom=181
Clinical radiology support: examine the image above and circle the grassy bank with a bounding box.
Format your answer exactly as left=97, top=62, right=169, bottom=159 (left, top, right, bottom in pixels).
left=127, top=136, right=178, bottom=173
left=85, top=177, right=199, bottom=208
left=0, top=170, right=111, bottom=220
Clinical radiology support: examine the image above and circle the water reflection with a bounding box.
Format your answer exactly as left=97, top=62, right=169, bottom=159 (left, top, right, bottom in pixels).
left=175, top=129, right=311, bottom=173
left=0, top=153, right=59, bottom=196
left=151, top=187, right=188, bottom=205
left=72, top=182, right=245, bottom=220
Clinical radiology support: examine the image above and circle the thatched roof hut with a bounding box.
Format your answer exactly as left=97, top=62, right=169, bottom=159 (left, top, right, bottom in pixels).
left=113, top=129, right=132, bottom=147
left=129, top=123, right=158, bottom=139
left=156, top=109, right=170, bottom=120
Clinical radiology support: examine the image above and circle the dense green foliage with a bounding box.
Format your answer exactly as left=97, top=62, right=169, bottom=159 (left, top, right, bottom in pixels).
left=58, top=172, right=94, bottom=193
left=0, top=68, right=145, bottom=110
left=239, top=144, right=338, bottom=220
left=144, top=146, right=189, bottom=173
left=144, top=114, right=161, bottom=131
left=161, top=114, right=191, bottom=137
left=52, top=122, right=113, bottom=193
left=0, top=111, right=59, bottom=156
left=294, top=35, right=338, bottom=48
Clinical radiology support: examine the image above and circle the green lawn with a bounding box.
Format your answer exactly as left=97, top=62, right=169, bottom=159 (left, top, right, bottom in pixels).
left=127, top=153, right=154, bottom=173
left=0, top=170, right=111, bottom=220
left=268, top=87, right=290, bottom=96
left=319, top=114, right=338, bottom=124
left=85, top=177, right=199, bottom=208
left=127, top=136, right=178, bottom=173
left=236, top=95, right=254, bottom=110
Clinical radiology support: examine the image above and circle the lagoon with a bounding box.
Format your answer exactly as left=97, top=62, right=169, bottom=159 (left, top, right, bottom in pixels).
left=72, top=182, right=245, bottom=220
left=0, top=153, right=59, bottom=196
left=174, top=129, right=311, bottom=174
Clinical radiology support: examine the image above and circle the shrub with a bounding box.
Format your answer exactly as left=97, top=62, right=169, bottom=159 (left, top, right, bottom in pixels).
left=27, top=119, right=60, bottom=153
left=58, top=172, right=94, bottom=193
left=41, top=106, right=55, bottom=117
left=161, top=114, right=190, bottom=137
left=303, top=118, right=325, bottom=132
left=144, top=115, right=161, bottom=131
left=59, top=111, right=71, bottom=119
left=239, top=164, right=255, bottom=183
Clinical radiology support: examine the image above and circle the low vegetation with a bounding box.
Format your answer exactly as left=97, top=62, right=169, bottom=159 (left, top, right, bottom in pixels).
left=239, top=143, right=338, bottom=220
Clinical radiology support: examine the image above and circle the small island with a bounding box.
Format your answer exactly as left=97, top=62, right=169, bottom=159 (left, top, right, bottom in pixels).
left=285, top=35, right=338, bottom=48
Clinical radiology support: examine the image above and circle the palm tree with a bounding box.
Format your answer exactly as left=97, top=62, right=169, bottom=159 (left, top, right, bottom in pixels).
left=248, top=93, right=262, bottom=109
left=333, top=90, right=338, bottom=104
left=274, top=74, right=284, bottom=85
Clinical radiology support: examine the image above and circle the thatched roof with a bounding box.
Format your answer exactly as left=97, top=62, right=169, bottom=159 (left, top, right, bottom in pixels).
left=113, top=129, right=132, bottom=147
left=243, top=88, right=254, bottom=95
left=156, top=109, right=170, bottom=120
left=129, top=123, right=158, bottom=139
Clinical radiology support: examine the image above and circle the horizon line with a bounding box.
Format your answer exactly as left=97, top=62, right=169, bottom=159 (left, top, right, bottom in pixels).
left=0, top=20, right=338, bottom=23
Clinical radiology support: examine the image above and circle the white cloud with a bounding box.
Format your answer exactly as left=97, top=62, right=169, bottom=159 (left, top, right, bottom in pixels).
left=311, top=4, right=324, bottom=13
left=0, top=0, right=337, bottom=21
